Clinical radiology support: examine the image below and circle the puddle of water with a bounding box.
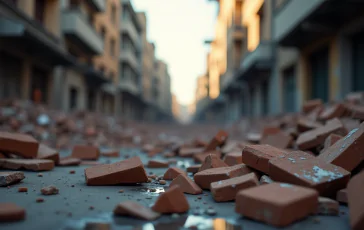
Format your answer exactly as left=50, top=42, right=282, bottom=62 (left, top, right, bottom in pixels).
left=131, top=187, right=165, bottom=196
left=60, top=212, right=112, bottom=230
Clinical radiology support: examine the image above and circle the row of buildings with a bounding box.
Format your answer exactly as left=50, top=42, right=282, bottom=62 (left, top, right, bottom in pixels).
left=0, top=0, right=173, bottom=122
left=194, top=0, right=364, bottom=122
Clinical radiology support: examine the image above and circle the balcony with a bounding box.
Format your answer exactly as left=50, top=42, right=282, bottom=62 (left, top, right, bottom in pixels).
left=85, top=0, right=106, bottom=12
left=274, top=0, right=364, bottom=48
left=61, top=10, right=103, bottom=55
left=121, top=20, right=140, bottom=48
left=119, top=79, right=140, bottom=96
left=119, top=49, right=140, bottom=73
left=239, top=42, right=273, bottom=81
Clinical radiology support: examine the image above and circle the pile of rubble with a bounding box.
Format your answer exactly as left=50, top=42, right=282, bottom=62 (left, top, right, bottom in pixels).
left=0, top=94, right=364, bottom=229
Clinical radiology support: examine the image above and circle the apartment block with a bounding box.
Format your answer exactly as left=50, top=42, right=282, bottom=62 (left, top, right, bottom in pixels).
left=154, top=60, right=172, bottom=114
left=0, top=0, right=73, bottom=105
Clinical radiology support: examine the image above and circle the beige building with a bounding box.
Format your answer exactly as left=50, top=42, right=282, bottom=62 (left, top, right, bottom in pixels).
left=0, top=0, right=73, bottom=106
left=171, top=93, right=180, bottom=120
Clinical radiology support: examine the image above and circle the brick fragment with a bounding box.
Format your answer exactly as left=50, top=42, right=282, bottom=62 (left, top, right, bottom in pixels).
left=297, top=117, right=323, bottom=132
left=260, top=132, right=293, bottom=149
left=259, top=175, right=274, bottom=185
left=58, top=157, right=81, bottom=166
left=303, top=99, right=323, bottom=113
left=296, top=118, right=347, bottom=150
left=71, top=145, right=100, bottom=160
left=18, top=187, right=27, bottom=193
left=204, top=130, right=228, bottom=152
left=346, top=92, right=364, bottom=105
left=114, top=201, right=161, bottom=221
left=348, top=105, right=364, bottom=120
left=80, top=161, right=102, bottom=166
left=0, top=132, right=38, bottom=158
left=192, top=138, right=208, bottom=148
left=41, top=185, right=59, bottom=195
left=152, top=185, right=189, bottom=213
left=211, top=173, right=259, bottom=202
left=242, top=144, right=288, bottom=174
left=317, top=197, right=339, bottom=216
left=269, top=151, right=350, bottom=197
left=101, top=150, right=119, bottom=158
left=84, top=222, right=110, bottom=230
left=261, top=126, right=281, bottom=138
left=0, top=171, right=25, bottom=186
left=235, top=183, right=318, bottom=227
left=198, top=154, right=227, bottom=172
left=186, top=165, right=201, bottom=174
left=336, top=189, right=348, bottom=204
left=223, top=152, right=242, bottom=166
left=347, top=171, right=364, bottom=230
left=319, top=103, right=346, bottom=120
left=0, top=159, right=54, bottom=171
left=194, top=164, right=253, bottom=190
left=37, top=144, right=60, bottom=164
left=318, top=123, right=364, bottom=172
left=85, top=156, right=148, bottom=185
left=178, top=147, right=204, bottom=158
left=323, top=134, right=343, bottom=149
left=194, top=150, right=222, bottom=163
left=147, top=160, right=169, bottom=168
left=0, top=203, right=25, bottom=222
left=163, top=167, right=186, bottom=180
left=169, top=174, right=202, bottom=195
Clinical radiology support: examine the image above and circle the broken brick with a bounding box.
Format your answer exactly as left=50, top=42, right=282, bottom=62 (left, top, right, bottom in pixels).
left=223, top=152, right=242, bottom=166
left=101, top=150, right=119, bottom=158
left=80, top=161, right=102, bottom=166
left=0, top=203, right=26, bottom=222
left=336, top=189, right=348, bottom=204
left=319, top=103, right=346, bottom=120
left=37, top=144, right=60, bottom=164
left=204, top=130, right=228, bottom=152
left=41, top=185, right=59, bottom=195
left=114, top=201, right=160, bottom=221
left=169, top=174, right=202, bottom=195
left=71, top=145, right=100, bottom=160
left=323, top=134, right=343, bottom=149
left=348, top=104, right=364, bottom=120
left=163, top=167, right=186, bottom=180
left=236, top=183, right=318, bottom=227
left=211, top=172, right=259, bottom=202
left=303, top=99, right=323, bottom=113
left=85, top=156, right=148, bottom=185
left=178, top=147, right=204, bottom=158
left=198, top=154, right=227, bottom=172
left=194, top=150, right=222, bottom=163
left=260, top=132, right=293, bottom=149
left=0, top=171, right=25, bottom=186
left=194, top=164, right=253, bottom=190
left=261, top=126, right=281, bottom=138
left=296, top=118, right=347, bottom=150
left=18, top=187, right=27, bottom=193
left=152, top=185, right=189, bottom=213
left=0, top=159, right=54, bottom=171
left=192, top=138, right=208, bottom=148
left=58, top=157, right=81, bottom=166
left=147, top=160, right=169, bottom=168
left=0, top=132, right=39, bottom=158
left=317, top=197, right=339, bottom=216
left=241, top=144, right=288, bottom=174
left=347, top=171, right=364, bottom=230
left=187, top=165, right=201, bottom=174
left=269, top=151, right=350, bottom=197
left=318, top=123, right=364, bottom=172
left=297, top=117, right=323, bottom=133
left=259, top=175, right=274, bottom=185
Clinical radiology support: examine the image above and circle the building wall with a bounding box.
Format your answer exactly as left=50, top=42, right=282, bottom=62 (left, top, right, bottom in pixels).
left=93, top=0, right=120, bottom=84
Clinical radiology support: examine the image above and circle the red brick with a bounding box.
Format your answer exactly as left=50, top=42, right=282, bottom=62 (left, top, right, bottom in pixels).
left=303, top=99, right=323, bottom=113
left=204, top=130, right=228, bottom=152
left=348, top=105, right=364, bottom=120
left=346, top=92, right=364, bottom=105
left=37, top=144, right=59, bottom=164
left=0, top=159, right=54, bottom=171
left=261, top=126, right=281, bottom=138
left=319, top=103, right=346, bottom=120
left=318, top=123, right=364, bottom=172
left=163, top=167, right=186, bottom=180
left=347, top=171, right=364, bottom=230
left=186, top=165, right=201, bottom=174
left=178, top=147, right=204, bottom=158
left=101, top=150, right=119, bottom=158
left=242, top=144, right=288, bottom=174
left=85, top=156, right=148, bottom=185
left=71, top=145, right=99, bottom=160
left=192, top=138, right=208, bottom=148
left=198, top=154, right=227, bottom=172
left=114, top=201, right=160, bottom=221
left=323, top=134, right=343, bottom=149
left=296, top=118, right=347, bottom=150
left=57, top=157, right=81, bottom=166
left=194, top=164, right=253, bottom=190
left=260, top=132, right=293, bottom=149
left=152, top=185, right=189, bottom=213
left=235, top=183, right=318, bottom=227
left=0, top=132, right=38, bottom=158
left=336, top=189, right=348, bottom=204
left=0, top=203, right=26, bottom=222
left=297, top=117, right=323, bottom=133
left=0, top=171, right=25, bottom=187
left=80, top=161, right=102, bottom=166
left=211, top=172, right=259, bottom=202
left=147, top=160, right=169, bottom=168
left=317, top=197, right=339, bottom=216
left=223, top=152, right=242, bottom=166
left=169, top=174, right=202, bottom=195
left=269, top=151, right=350, bottom=197
left=193, top=150, right=221, bottom=163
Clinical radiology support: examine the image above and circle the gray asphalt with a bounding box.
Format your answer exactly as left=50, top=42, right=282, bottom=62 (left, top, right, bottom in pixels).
left=0, top=148, right=351, bottom=230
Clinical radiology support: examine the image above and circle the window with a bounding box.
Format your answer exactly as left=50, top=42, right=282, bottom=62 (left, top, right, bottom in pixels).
left=100, top=26, right=106, bottom=46
left=111, top=4, right=117, bottom=25
left=69, top=87, right=78, bottom=110
left=110, top=39, right=115, bottom=57
left=34, top=0, right=46, bottom=24
left=283, top=67, right=296, bottom=112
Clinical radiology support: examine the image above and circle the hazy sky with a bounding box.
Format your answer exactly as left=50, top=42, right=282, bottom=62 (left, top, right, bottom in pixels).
left=132, top=0, right=217, bottom=105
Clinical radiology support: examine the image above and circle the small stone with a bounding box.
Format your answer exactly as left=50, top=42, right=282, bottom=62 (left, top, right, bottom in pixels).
left=69, top=170, right=75, bottom=174
left=41, top=185, right=59, bottom=195
left=147, top=178, right=152, bottom=183
left=0, top=172, right=25, bottom=186
left=89, top=206, right=94, bottom=210
left=36, top=198, right=44, bottom=203
left=106, top=197, right=110, bottom=199
left=206, top=208, right=216, bottom=216
left=38, top=173, right=43, bottom=177
left=18, top=187, right=27, bottom=193
left=159, top=180, right=166, bottom=185
left=150, top=188, right=156, bottom=192
left=118, top=190, right=124, bottom=193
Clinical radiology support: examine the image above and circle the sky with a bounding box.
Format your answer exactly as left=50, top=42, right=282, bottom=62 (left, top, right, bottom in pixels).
left=132, top=0, right=217, bottom=105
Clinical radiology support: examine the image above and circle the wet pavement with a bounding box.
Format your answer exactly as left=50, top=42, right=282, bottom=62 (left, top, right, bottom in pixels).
left=0, top=148, right=351, bottom=230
